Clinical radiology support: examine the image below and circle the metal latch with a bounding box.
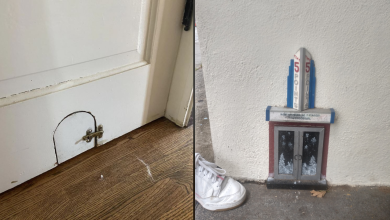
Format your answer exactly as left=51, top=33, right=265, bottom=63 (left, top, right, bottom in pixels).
left=182, top=0, right=193, bottom=31
left=83, top=125, right=104, bottom=143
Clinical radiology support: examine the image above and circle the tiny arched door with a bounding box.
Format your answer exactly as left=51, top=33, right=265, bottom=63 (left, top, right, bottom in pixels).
left=54, top=111, right=96, bottom=164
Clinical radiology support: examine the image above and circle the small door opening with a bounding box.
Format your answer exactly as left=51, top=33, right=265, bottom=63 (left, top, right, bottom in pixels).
left=274, top=126, right=324, bottom=181
left=53, top=111, right=97, bottom=164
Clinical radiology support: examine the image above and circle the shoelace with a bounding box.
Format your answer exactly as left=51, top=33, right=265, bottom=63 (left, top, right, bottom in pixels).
left=195, top=154, right=226, bottom=184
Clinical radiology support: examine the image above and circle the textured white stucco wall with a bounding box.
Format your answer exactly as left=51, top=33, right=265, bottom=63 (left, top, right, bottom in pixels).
left=195, top=0, right=390, bottom=186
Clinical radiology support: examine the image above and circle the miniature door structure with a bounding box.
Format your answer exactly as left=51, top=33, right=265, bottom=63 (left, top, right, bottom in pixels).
left=274, top=126, right=324, bottom=181
left=266, top=48, right=335, bottom=190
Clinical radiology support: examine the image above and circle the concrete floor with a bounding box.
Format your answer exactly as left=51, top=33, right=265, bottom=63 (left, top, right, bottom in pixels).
left=194, top=27, right=390, bottom=219
left=195, top=27, right=214, bottom=163
left=196, top=183, right=390, bottom=219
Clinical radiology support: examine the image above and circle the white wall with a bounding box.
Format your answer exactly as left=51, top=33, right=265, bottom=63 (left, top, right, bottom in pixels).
left=196, top=0, right=390, bottom=186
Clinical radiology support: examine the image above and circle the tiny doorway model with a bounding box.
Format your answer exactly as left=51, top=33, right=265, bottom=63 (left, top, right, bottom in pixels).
left=266, top=48, right=335, bottom=190
left=0, top=0, right=193, bottom=194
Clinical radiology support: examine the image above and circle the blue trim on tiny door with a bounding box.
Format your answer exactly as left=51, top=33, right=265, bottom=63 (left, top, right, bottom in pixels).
left=266, top=106, right=272, bottom=121
left=287, top=59, right=294, bottom=108
left=308, top=60, right=316, bottom=109
left=330, top=108, right=335, bottom=123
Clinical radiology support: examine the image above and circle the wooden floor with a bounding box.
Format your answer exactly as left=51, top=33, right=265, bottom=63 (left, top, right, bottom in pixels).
left=0, top=118, right=193, bottom=219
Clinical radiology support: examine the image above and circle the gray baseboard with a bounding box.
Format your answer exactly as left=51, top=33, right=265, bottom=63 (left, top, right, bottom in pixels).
left=266, top=177, right=327, bottom=190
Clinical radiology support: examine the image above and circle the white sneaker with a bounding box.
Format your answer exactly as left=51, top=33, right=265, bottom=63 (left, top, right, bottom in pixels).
left=195, top=153, right=246, bottom=211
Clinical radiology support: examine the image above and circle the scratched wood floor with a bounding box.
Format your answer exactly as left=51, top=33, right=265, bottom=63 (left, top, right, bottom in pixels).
left=0, top=118, right=193, bottom=219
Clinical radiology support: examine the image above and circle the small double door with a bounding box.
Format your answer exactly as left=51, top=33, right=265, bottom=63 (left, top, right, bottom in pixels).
left=274, top=126, right=324, bottom=181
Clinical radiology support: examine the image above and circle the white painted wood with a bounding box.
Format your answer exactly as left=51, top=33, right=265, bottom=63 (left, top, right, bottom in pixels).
left=0, top=0, right=187, bottom=193
left=0, top=65, right=150, bottom=193
left=54, top=112, right=96, bottom=164
left=0, top=52, right=142, bottom=98
left=165, top=16, right=194, bottom=127
left=184, top=91, right=194, bottom=126
left=0, top=0, right=143, bottom=97
left=0, top=61, right=147, bottom=108
left=143, top=0, right=187, bottom=122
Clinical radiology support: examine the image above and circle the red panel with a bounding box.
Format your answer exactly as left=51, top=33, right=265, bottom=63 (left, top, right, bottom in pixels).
left=268, top=121, right=330, bottom=177
left=269, top=122, right=275, bottom=176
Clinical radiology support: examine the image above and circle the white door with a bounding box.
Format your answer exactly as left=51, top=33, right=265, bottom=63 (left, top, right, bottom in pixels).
left=0, top=0, right=192, bottom=193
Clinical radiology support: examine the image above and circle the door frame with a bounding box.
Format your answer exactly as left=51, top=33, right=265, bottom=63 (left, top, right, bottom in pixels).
left=274, top=126, right=324, bottom=181
left=165, top=11, right=194, bottom=127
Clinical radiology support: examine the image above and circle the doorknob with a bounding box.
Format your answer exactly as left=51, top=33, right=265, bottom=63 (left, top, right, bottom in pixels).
left=294, top=155, right=302, bottom=160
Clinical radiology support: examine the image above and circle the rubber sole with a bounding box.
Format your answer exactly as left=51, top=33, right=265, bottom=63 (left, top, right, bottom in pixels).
left=195, top=190, right=247, bottom=212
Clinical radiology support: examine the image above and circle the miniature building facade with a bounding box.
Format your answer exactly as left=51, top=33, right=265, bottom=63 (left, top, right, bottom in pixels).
left=266, top=48, right=335, bottom=189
